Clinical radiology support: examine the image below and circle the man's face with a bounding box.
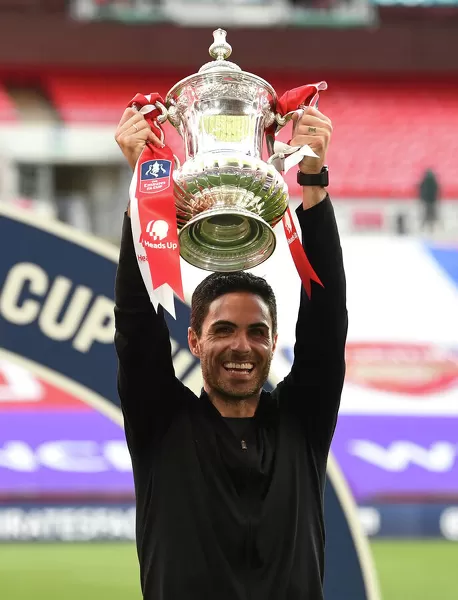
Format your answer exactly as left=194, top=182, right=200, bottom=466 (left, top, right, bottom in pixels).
left=188, top=292, right=277, bottom=402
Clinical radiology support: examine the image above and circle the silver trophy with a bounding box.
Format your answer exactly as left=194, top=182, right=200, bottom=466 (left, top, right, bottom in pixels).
left=159, top=29, right=295, bottom=272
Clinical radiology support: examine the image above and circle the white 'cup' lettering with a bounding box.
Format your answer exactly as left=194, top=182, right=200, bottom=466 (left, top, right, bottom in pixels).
left=0, top=262, right=114, bottom=353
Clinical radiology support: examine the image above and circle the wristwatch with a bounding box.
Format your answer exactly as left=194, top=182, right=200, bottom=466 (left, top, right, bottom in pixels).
left=297, top=166, right=329, bottom=187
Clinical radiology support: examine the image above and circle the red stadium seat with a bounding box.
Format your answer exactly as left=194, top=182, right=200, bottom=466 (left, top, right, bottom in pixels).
left=44, top=74, right=149, bottom=124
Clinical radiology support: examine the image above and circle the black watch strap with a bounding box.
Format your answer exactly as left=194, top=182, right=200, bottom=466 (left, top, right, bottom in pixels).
left=297, top=166, right=329, bottom=187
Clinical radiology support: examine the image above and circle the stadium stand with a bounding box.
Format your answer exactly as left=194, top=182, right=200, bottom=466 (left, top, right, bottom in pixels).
left=1, top=73, right=456, bottom=199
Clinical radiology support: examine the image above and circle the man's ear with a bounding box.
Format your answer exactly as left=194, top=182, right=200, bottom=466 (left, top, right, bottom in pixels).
left=272, top=333, right=279, bottom=354
left=188, top=327, right=200, bottom=358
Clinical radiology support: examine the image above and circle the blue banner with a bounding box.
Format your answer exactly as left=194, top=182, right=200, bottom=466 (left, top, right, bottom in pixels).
left=0, top=206, right=379, bottom=600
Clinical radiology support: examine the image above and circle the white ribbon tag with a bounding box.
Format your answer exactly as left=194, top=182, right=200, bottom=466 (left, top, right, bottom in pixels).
left=272, top=141, right=319, bottom=174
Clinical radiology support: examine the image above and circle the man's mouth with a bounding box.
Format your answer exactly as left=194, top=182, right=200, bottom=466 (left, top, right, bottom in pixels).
left=223, top=362, right=254, bottom=374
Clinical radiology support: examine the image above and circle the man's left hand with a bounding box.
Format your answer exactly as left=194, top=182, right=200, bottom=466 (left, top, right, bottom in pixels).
left=290, top=106, right=333, bottom=175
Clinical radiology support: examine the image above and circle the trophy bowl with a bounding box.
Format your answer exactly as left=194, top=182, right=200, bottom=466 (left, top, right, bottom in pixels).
left=164, top=29, right=289, bottom=272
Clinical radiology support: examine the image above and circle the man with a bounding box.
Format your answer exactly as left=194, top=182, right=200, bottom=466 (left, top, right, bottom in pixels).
left=418, top=168, right=440, bottom=233
left=114, top=105, right=348, bottom=600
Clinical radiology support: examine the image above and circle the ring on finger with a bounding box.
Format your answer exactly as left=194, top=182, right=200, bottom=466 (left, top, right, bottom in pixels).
left=132, top=123, right=139, bottom=132
left=308, top=126, right=317, bottom=134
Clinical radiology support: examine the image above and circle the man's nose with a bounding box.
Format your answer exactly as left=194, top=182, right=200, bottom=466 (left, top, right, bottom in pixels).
left=230, top=332, right=251, bottom=353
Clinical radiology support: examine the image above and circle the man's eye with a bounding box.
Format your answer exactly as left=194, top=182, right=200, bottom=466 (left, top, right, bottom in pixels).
left=251, top=328, right=267, bottom=337
left=215, top=327, right=231, bottom=334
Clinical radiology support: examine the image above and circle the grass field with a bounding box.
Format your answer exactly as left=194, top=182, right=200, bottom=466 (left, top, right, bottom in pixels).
left=0, top=540, right=457, bottom=599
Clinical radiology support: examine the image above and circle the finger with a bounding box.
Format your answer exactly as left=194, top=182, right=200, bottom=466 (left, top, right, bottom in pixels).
left=117, top=112, right=147, bottom=135
left=119, top=126, right=162, bottom=147
left=297, top=114, right=331, bottom=129
left=295, top=121, right=332, bottom=137
left=289, top=135, right=327, bottom=156
left=126, top=118, right=150, bottom=136
left=302, top=105, right=332, bottom=127
left=117, top=107, right=139, bottom=128
left=290, top=109, right=304, bottom=123
left=291, top=128, right=331, bottom=146
left=117, top=123, right=164, bottom=149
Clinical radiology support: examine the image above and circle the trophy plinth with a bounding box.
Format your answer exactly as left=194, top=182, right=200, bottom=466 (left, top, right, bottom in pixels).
left=165, top=28, right=289, bottom=272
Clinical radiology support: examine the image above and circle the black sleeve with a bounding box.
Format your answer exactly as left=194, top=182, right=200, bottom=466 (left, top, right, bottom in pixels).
left=277, top=196, right=348, bottom=456
left=114, top=214, right=184, bottom=454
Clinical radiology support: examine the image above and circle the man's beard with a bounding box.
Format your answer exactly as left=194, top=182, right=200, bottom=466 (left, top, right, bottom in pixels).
left=200, top=353, right=273, bottom=403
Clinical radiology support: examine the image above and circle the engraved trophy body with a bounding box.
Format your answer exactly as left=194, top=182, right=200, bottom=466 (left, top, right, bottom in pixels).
left=163, top=29, right=289, bottom=272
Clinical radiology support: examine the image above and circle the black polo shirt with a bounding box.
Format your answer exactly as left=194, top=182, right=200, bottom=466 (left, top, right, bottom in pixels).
left=114, top=197, right=348, bottom=600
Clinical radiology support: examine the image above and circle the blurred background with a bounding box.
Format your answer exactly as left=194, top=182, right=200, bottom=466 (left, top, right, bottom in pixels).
left=0, top=1, right=458, bottom=599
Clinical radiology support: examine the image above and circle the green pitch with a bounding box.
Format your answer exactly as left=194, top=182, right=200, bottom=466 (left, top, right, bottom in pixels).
left=0, top=543, right=141, bottom=600
left=371, top=540, right=458, bottom=600
left=0, top=540, right=457, bottom=600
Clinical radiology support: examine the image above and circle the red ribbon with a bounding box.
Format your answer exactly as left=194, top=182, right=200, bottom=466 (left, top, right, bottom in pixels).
left=276, top=82, right=327, bottom=298
left=276, top=81, right=327, bottom=115
left=128, top=93, right=184, bottom=302
left=282, top=207, right=323, bottom=299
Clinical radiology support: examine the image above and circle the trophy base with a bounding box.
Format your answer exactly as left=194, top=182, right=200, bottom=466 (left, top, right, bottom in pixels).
left=179, top=206, right=276, bottom=272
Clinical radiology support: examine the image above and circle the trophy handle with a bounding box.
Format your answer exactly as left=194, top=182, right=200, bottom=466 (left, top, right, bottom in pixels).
left=274, top=92, right=320, bottom=132
left=266, top=108, right=313, bottom=173
left=265, top=111, right=298, bottom=161
left=154, top=100, right=168, bottom=124
left=145, top=101, right=180, bottom=168
left=275, top=108, right=305, bottom=131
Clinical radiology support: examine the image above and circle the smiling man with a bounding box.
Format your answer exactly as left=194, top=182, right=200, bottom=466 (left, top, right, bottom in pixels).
left=188, top=277, right=278, bottom=419
left=114, top=105, right=348, bottom=600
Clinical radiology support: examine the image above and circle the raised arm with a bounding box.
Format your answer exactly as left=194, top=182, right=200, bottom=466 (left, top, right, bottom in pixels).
left=115, top=215, right=183, bottom=453
left=114, top=107, right=182, bottom=454
left=278, top=196, right=348, bottom=453
left=276, top=106, right=348, bottom=455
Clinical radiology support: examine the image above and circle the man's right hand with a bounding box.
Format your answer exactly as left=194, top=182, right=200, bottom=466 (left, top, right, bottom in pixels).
left=115, top=107, right=164, bottom=171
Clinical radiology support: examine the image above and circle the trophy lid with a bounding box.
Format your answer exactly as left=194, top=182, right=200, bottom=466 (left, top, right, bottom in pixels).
left=165, top=28, right=276, bottom=108
left=198, top=29, right=242, bottom=74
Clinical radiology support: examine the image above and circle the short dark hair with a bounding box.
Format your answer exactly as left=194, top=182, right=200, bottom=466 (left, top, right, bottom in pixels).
left=190, top=271, right=277, bottom=337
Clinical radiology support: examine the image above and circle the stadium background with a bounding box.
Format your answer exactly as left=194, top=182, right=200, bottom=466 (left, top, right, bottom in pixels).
left=0, top=1, right=458, bottom=599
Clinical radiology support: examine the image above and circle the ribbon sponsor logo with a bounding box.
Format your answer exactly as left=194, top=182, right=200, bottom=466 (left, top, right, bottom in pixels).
left=142, top=219, right=178, bottom=251
left=140, top=160, right=171, bottom=194
left=281, top=207, right=322, bottom=297
left=283, top=210, right=299, bottom=245
left=145, top=219, right=168, bottom=241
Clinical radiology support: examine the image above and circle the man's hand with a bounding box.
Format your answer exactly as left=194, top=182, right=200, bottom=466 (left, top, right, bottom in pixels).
left=290, top=106, right=332, bottom=175
left=290, top=106, right=333, bottom=209
left=114, top=107, right=164, bottom=171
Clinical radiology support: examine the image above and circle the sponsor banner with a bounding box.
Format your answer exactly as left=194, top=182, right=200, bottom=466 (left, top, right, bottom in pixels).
left=0, top=504, right=136, bottom=542
left=359, top=504, right=458, bottom=540
left=332, top=415, right=458, bottom=502
left=0, top=411, right=133, bottom=495
left=282, top=342, right=458, bottom=416
left=2, top=501, right=457, bottom=543
left=0, top=358, right=133, bottom=497
left=0, top=205, right=380, bottom=599
left=277, top=241, right=458, bottom=415
left=345, top=342, right=458, bottom=398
